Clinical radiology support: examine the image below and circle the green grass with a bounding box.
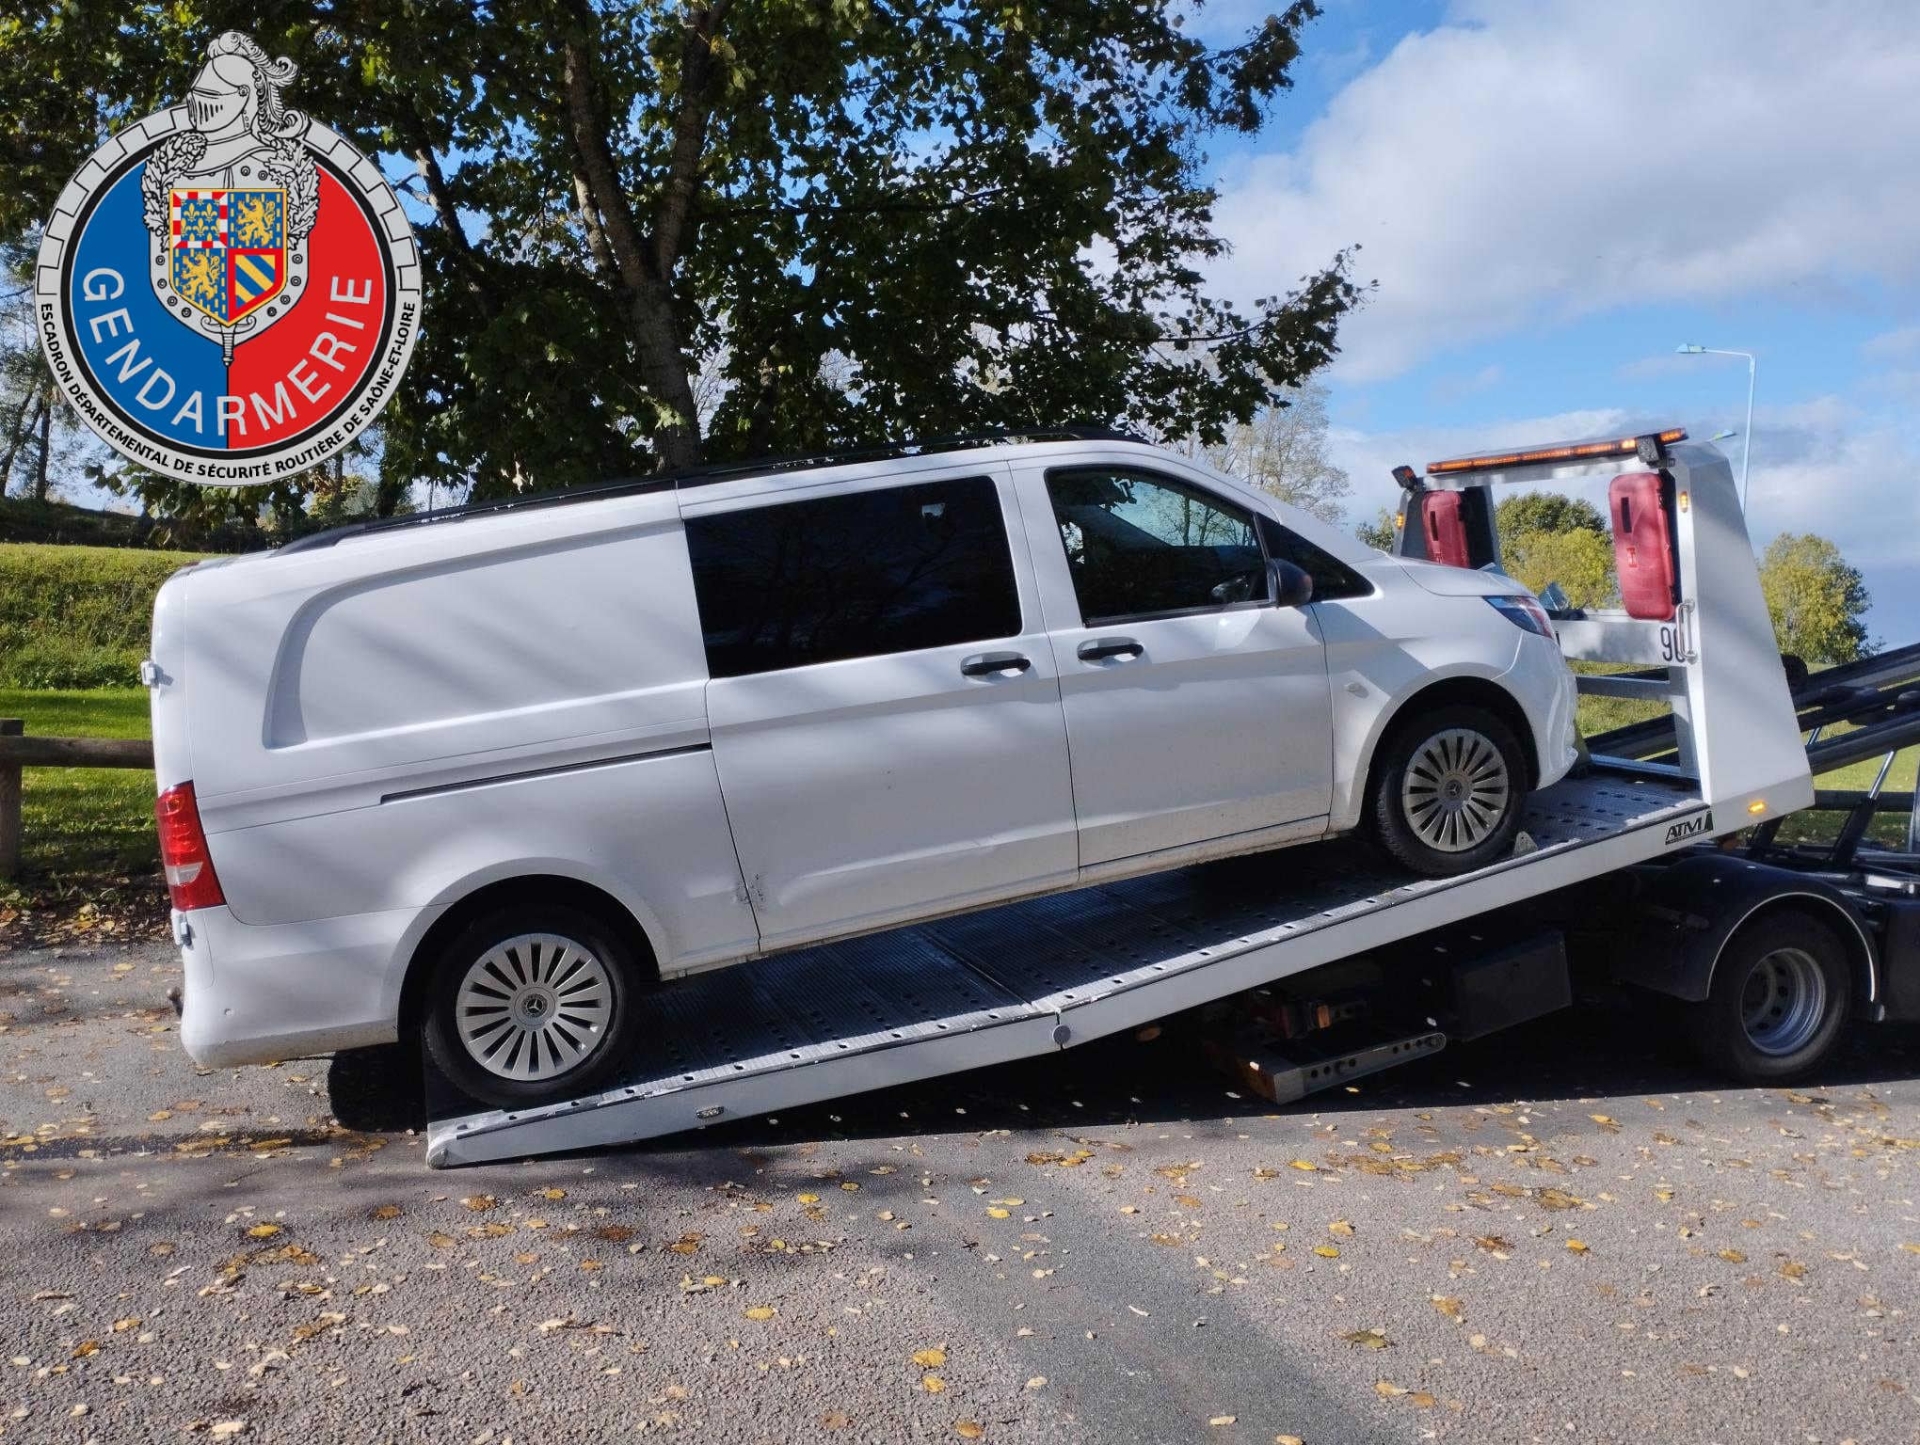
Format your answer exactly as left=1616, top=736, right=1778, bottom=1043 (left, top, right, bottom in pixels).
left=0, top=542, right=210, bottom=688
left=1, top=687, right=156, bottom=882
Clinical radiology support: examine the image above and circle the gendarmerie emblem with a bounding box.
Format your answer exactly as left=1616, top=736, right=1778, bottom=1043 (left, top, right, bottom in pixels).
left=36, top=31, right=421, bottom=483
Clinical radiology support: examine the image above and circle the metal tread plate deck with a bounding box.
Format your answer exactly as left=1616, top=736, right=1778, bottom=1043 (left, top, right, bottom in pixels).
left=426, top=772, right=1703, bottom=1165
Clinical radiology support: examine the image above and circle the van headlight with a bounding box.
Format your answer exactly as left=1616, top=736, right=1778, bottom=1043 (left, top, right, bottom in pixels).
left=1485, top=594, right=1554, bottom=639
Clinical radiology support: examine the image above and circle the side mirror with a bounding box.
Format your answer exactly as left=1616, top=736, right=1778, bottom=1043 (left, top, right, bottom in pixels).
left=1270, top=559, right=1314, bottom=608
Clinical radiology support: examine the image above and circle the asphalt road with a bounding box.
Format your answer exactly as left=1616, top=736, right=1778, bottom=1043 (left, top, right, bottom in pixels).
left=3, top=936, right=1918, bottom=1444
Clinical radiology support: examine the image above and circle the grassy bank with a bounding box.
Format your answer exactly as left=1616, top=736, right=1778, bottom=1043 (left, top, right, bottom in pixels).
left=0, top=543, right=208, bottom=689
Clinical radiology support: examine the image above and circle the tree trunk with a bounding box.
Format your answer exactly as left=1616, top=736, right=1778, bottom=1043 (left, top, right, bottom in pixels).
left=29, top=390, right=52, bottom=502
left=557, top=0, right=729, bottom=472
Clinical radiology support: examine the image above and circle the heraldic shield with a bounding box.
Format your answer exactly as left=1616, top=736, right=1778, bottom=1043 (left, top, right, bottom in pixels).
left=168, top=187, right=288, bottom=327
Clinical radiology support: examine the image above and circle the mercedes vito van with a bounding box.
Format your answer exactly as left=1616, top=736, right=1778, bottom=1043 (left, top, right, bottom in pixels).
left=147, top=430, right=1577, bottom=1106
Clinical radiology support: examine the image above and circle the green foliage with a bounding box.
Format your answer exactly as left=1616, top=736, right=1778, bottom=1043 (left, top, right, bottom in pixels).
left=1759, top=532, right=1871, bottom=663
left=1502, top=527, right=1618, bottom=610
left=0, top=543, right=205, bottom=688
left=0, top=1, right=1361, bottom=507
left=1355, top=508, right=1396, bottom=552
left=1495, top=491, right=1606, bottom=538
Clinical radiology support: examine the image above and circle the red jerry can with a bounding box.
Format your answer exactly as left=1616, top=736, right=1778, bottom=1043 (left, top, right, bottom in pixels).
left=1609, top=471, right=1679, bottom=621
left=1418, top=490, right=1472, bottom=569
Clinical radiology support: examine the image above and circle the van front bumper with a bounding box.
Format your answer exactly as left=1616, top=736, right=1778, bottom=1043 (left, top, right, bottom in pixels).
left=172, top=903, right=431, bottom=1067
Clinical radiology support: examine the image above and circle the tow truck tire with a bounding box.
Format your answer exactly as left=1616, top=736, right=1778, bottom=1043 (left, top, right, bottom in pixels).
left=423, top=905, right=643, bottom=1108
left=1684, top=912, right=1850, bottom=1084
left=1367, top=704, right=1527, bottom=877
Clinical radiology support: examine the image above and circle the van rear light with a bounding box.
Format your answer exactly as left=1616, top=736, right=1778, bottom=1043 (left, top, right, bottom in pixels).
left=155, top=782, right=225, bottom=911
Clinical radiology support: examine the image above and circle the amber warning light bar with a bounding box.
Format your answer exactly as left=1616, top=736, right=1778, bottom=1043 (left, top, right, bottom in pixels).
left=1425, top=428, right=1687, bottom=477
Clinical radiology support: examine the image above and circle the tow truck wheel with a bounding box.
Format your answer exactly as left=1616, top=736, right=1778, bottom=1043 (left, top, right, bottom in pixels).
left=1685, top=912, right=1850, bottom=1083
left=1368, top=704, right=1526, bottom=876
left=423, top=905, right=643, bottom=1108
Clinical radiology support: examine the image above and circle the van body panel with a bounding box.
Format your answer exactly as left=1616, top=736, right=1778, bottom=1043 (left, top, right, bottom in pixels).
left=209, top=748, right=757, bottom=968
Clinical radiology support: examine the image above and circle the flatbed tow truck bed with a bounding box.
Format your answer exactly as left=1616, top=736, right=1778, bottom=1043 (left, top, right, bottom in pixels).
left=427, top=771, right=1700, bottom=1165
left=424, top=431, right=1914, bottom=1168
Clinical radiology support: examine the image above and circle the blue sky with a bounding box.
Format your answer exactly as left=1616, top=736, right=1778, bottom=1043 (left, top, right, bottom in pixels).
left=1189, top=0, right=1920, bottom=640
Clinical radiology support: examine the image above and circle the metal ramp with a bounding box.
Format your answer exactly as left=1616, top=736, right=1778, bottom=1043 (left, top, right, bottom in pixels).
left=426, top=770, right=1703, bottom=1165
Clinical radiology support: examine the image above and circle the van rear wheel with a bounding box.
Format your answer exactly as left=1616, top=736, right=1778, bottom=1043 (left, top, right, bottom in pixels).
left=423, top=905, right=643, bottom=1108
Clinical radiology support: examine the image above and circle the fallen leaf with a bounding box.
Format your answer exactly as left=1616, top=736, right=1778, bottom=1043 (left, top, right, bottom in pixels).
left=820, top=1411, right=851, bottom=1429
left=744, top=1306, right=776, bottom=1321
left=244, top=1223, right=282, bottom=1239
left=1780, top=1260, right=1808, bottom=1280
left=1375, top=1381, right=1408, bottom=1398
left=1328, top=1220, right=1354, bottom=1238
left=1277, top=1436, right=1305, bottom=1445
left=912, top=1348, right=947, bottom=1369
left=840, top=1182, right=860, bottom=1192
left=111, top=1317, right=141, bottom=1333
left=71, top=1340, right=99, bottom=1358
left=1589, top=1114, right=1620, bottom=1131
left=1289, top=1160, right=1317, bottom=1172
left=955, top=1423, right=984, bottom=1440
left=1900, top=1243, right=1920, bottom=1256
left=1312, top=1245, right=1340, bottom=1259
left=1209, top=1416, right=1237, bottom=1427
left=922, top=1375, right=946, bottom=1394
left=1472, top=1235, right=1512, bottom=1254
left=986, top=1208, right=1011, bottom=1220
left=1535, top=1188, right=1582, bottom=1211
left=1430, top=1296, right=1464, bottom=1321
left=796, top=1192, right=820, bottom=1204
left=1340, top=1329, right=1388, bottom=1350
left=536, top=1187, right=565, bottom=1201
left=368, top=1205, right=402, bottom=1221
left=1717, top=1249, right=1748, bottom=1264
left=461, top=1195, right=496, bottom=1212
left=1026, top=1376, right=1047, bottom=1390
left=210, top=1424, right=247, bottom=1439
left=1565, top=1239, right=1590, bottom=1255
left=668, top=1233, right=703, bottom=1255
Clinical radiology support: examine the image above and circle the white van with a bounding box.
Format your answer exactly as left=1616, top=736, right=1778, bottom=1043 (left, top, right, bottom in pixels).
left=148, top=431, right=1577, bottom=1106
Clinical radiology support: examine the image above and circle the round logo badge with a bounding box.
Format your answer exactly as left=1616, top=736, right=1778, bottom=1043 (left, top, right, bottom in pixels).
left=35, top=32, right=421, bottom=485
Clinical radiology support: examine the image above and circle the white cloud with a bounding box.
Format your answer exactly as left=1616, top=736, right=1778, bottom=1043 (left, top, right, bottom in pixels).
left=1216, top=0, right=1920, bottom=380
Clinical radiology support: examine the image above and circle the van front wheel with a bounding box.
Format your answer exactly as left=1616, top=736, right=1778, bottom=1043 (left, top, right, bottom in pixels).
left=423, top=905, right=642, bottom=1108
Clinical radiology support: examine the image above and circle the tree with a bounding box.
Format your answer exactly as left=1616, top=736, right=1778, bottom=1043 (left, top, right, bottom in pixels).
left=1194, top=381, right=1350, bottom=524
left=1355, top=508, right=1395, bottom=551
left=1495, top=491, right=1605, bottom=539
left=1502, top=528, right=1617, bottom=609
left=1, top=1, right=1363, bottom=513
left=1759, top=533, right=1871, bottom=664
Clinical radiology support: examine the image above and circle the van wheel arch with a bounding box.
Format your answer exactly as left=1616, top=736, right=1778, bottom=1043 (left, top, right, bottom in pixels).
left=1365, top=676, right=1541, bottom=796
left=398, top=876, right=661, bottom=1039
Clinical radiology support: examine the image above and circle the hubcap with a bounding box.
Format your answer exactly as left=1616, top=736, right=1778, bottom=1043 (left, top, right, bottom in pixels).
left=1401, top=727, right=1512, bottom=853
left=1738, top=946, right=1826, bottom=1056
left=455, top=932, right=613, bottom=1082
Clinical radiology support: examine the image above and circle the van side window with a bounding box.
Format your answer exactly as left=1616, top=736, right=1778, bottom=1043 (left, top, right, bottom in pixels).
left=686, top=476, right=1022, bottom=678
left=1255, top=514, right=1375, bottom=601
left=1045, top=467, right=1269, bottom=624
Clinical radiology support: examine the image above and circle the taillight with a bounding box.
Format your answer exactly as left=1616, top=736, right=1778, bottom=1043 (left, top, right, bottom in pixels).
left=155, top=782, right=225, bottom=911
left=1485, top=593, right=1555, bottom=639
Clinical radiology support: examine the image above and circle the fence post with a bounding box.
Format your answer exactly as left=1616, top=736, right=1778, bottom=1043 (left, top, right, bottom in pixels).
left=0, top=719, right=22, bottom=882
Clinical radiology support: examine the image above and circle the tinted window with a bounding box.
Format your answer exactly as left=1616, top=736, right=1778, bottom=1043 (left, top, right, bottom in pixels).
left=1046, top=468, right=1269, bottom=623
left=1257, top=515, right=1374, bottom=602
left=686, top=476, right=1021, bottom=677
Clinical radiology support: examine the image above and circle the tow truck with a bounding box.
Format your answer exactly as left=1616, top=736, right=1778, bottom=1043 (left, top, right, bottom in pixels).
left=422, top=430, right=1919, bottom=1167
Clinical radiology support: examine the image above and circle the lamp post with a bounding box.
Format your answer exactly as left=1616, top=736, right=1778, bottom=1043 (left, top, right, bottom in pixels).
left=1676, top=345, right=1756, bottom=510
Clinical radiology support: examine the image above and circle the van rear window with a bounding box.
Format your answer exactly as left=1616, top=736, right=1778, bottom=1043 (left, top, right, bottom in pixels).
left=686, top=475, right=1022, bottom=678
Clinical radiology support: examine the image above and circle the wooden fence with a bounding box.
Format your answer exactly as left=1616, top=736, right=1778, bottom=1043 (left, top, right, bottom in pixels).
left=0, top=719, right=154, bottom=880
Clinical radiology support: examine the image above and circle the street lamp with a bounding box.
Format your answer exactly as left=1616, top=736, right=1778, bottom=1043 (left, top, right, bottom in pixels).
left=1676, top=345, right=1756, bottom=511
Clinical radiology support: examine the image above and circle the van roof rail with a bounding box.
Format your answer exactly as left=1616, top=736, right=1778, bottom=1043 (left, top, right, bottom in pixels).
left=275, top=425, right=1146, bottom=556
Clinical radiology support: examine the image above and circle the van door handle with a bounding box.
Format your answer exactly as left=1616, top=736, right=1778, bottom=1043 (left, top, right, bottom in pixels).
left=961, top=651, right=1032, bottom=677
left=1077, top=637, right=1143, bottom=662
